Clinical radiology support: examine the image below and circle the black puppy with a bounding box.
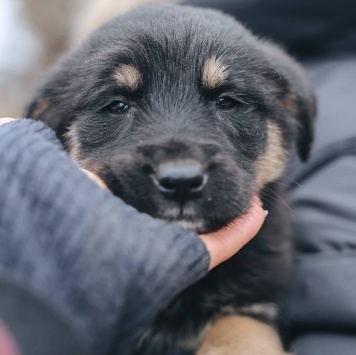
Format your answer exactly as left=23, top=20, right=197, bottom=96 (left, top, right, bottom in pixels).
left=26, top=4, right=316, bottom=354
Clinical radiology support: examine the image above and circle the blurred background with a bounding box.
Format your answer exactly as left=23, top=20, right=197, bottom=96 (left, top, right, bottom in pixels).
left=2, top=0, right=354, bottom=118
left=0, top=0, right=165, bottom=117
left=0, top=0, right=89, bottom=117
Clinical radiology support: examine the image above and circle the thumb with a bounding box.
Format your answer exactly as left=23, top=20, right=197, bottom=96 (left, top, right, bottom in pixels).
left=0, top=117, right=16, bottom=126
left=199, top=196, right=266, bottom=270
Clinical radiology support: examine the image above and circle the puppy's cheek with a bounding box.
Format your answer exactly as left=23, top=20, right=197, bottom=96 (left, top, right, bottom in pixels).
left=64, top=124, right=83, bottom=164
left=63, top=124, right=110, bottom=185
left=254, top=120, right=288, bottom=191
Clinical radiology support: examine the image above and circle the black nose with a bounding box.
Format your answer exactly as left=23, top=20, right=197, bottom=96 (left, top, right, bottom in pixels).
left=152, top=161, right=208, bottom=202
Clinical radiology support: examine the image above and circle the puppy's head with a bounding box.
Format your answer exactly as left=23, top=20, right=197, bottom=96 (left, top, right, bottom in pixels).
left=25, top=5, right=316, bottom=233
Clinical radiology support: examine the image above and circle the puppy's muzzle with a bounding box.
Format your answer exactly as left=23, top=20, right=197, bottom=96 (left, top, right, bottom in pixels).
left=151, top=161, right=208, bottom=204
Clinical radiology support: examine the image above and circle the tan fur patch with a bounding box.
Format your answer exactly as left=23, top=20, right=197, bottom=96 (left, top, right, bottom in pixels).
left=282, top=91, right=299, bottom=116
left=202, top=57, right=228, bottom=90
left=65, top=124, right=82, bottom=163
left=114, top=64, right=142, bottom=91
left=31, top=99, right=49, bottom=120
left=81, top=168, right=108, bottom=189
left=197, top=316, right=288, bottom=355
left=255, top=121, right=288, bottom=191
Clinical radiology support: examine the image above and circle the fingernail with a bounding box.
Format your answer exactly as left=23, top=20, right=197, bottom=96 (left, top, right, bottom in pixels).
left=264, top=210, right=269, bottom=217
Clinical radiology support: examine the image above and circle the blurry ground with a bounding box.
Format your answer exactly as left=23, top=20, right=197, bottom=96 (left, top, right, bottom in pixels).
left=0, top=0, right=84, bottom=117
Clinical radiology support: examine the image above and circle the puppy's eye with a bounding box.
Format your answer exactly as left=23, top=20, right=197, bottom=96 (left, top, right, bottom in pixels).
left=216, top=97, right=238, bottom=110
left=106, top=101, right=129, bottom=114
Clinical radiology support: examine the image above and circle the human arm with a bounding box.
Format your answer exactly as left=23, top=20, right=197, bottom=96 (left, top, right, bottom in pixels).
left=0, top=118, right=209, bottom=354
left=0, top=118, right=265, bottom=354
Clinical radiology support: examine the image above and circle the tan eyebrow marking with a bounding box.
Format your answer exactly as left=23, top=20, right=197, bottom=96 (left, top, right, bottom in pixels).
left=113, top=64, right=142, bottom=91
left=282, top=91, right=300, bottom=117
left=202, top=56, right=228, bottom=89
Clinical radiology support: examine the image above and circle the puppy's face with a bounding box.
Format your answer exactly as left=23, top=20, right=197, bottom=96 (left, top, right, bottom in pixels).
left=26, top=5, right=316, bottom=233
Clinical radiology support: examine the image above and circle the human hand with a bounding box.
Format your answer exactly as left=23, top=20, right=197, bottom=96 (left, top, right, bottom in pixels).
left=81, top=164, right=266, bottom=270
left=0, top=117, right=16, bottom=126
left=1, top=117, right=265, bottom=271
left=80, top=167, right=266, bottom=270
left=199, top=197, right=266, bottom=270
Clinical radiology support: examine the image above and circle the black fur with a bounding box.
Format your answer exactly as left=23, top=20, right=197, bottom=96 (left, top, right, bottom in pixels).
left=25, top=4, right=316, bottom=354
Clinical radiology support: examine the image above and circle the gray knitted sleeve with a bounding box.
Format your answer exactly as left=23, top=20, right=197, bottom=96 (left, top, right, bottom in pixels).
left=0, top=119, right=209, bottom=354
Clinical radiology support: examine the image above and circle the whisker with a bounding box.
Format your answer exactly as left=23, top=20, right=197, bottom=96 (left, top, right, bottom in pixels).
left=281, top=175, right=302, bottom=188
left=261, top=186, right=295, bottom=222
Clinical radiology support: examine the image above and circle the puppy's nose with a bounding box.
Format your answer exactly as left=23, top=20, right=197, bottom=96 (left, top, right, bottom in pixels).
left=153, top=161, right=208, bottom=201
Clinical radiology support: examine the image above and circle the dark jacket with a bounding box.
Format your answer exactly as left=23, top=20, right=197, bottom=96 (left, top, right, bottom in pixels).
left=0, top=120, right=209, bottom=355
left=183, top=0, right=356, bottom=354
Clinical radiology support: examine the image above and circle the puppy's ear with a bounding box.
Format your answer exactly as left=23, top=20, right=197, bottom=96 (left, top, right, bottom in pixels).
left=24, top=69, right=75, bottom=141
left=260, top=41, right=317, bottom=161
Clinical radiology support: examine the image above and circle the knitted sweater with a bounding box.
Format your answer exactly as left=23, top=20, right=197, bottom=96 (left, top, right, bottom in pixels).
left=0, top=119, right=209, bottom=354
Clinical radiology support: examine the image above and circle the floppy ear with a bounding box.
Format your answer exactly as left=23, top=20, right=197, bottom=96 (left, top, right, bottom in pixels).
left=24, top=67, right=76, bottom=142
left=260, top=40, right=317, bottom=161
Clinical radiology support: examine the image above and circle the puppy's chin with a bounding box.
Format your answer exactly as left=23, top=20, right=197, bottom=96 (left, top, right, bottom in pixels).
left=167, top=216, right=235, bottom=235
left=171, top=219, right=206, bottom=234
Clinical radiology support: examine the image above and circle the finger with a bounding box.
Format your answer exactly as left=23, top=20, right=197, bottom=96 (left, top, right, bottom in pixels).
left=199, top=196, right=266, bottom=270
left=81, top=168, right=108, bottom=189
left=0, top=118, right=16, bottom=126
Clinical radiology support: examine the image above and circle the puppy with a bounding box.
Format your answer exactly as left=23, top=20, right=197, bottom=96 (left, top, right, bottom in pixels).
left=25, top=4, right=316, bottom=354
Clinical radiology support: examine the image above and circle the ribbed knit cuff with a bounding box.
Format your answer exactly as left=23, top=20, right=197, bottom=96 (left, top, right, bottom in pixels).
left=0, top=119, right=209, bottom=353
